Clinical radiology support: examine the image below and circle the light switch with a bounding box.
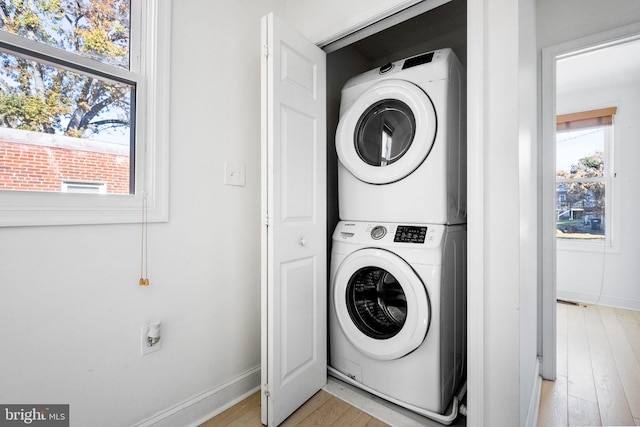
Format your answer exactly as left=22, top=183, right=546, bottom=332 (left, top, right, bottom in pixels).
left=224, top=162, right=245, bottom=187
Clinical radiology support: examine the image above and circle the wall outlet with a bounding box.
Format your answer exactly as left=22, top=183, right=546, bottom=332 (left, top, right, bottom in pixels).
left=141, top=325, right=162, bottom=356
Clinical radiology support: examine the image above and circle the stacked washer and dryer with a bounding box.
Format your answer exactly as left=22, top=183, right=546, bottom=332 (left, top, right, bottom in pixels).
left=329, top=48, right=467, bottom=424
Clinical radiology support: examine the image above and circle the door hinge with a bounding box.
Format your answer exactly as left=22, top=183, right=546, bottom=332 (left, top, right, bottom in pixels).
left=263, top=44, right=270, bottom=58
left=263, top=384, right=270, bottom=397
left=264, top=214, right=269, bottom=226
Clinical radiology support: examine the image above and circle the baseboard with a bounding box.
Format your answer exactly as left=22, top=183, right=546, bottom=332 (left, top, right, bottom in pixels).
left=133, top=366, right=261, bottom=427
left=525, top=357, right=542, bottom=427
left=557, top=290, right=640, bottom=311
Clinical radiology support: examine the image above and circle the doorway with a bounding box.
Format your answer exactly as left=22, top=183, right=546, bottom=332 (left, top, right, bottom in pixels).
left=541, top=22, right=640, bottom=381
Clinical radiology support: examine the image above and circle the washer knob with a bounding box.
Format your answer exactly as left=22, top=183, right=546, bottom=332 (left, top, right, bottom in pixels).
left=371, top=225, right=387, bottom=240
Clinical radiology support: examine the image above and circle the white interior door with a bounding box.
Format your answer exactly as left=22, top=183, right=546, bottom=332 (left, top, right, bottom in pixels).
left=260, top=12, right=327, bottom=427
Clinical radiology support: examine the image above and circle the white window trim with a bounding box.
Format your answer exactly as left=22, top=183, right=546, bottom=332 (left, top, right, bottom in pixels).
left=556, top=117, right=617, bottom=253
left=0, top=0, right=170, bottom=227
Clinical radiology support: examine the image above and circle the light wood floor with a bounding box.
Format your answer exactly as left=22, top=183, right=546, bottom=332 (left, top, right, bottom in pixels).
left=201, top=302, right=640, bottom=426
left=538, top=303, right=640, bottom=426
left=199, top=390, right=390, bottom=426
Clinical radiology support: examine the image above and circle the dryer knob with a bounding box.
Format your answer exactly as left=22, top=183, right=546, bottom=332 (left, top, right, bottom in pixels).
left=379, top=63, right=394, bottom=74
left=371, top=226, right=387, bottom=240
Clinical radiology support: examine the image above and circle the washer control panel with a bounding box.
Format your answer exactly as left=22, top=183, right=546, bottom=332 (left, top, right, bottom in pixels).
left=393, top=225, right=427, bottom=243
left=335, top=222, right=443, bottom=247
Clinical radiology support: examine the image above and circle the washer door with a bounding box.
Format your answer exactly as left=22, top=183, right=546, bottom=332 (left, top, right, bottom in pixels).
left=333, top=248, right=431, bottom=360
left=336, top=79, right=437, bottom=184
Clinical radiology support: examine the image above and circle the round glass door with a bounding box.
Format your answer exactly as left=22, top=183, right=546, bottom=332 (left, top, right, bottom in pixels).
left=346, top=266, right=407, bottom=339
left=332, top=248, right=430, bottom=360
left=354, top=100, right=416, bottom=167
left=335, top=79, right=436, bottom=184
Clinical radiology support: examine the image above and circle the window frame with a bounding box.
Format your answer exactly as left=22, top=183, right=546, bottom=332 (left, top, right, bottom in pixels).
left=0, top=0, right=170, bottom=227
left=555, top=107, right=616, bottom=251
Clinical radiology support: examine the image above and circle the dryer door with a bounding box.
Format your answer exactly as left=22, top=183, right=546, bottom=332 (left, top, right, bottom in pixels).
left=333, top=248, right=431, bottom=360
left=336, top=79, right=437, bottom=184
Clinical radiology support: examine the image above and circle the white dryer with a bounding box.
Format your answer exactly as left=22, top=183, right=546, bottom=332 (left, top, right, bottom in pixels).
left=336, top=48, right=466, bottom=224
left=329, top=221, right=466, bottom=421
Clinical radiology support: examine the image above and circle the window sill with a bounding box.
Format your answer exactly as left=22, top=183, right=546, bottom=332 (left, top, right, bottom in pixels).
left=556, top=238, right=618, bottom=254
left=0, top=191, right=168, bottom=227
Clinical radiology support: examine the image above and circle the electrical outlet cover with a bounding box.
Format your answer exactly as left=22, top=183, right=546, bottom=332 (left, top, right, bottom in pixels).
left=141, top=326, right=162, bottom=356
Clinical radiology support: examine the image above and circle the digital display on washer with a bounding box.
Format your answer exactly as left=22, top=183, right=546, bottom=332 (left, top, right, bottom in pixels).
left=394, top=225, right=427, bottom=243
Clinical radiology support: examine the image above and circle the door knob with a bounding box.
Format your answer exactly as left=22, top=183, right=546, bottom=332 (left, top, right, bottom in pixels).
left=300, top=237, right=307, bottom=246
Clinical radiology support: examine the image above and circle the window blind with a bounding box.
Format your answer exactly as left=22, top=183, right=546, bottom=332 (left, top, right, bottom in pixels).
left=556, top=107, right=617, bottom=131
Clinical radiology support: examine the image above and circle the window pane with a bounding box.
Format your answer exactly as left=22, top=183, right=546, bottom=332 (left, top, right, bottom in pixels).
left=556, top=127, right=605, bottom=179
left=556, top=182, right=605, bottom=240
left=0, top=50, right=134, bottom=195
left=0, top=0, right=131, bottom=69
left=556, top=125, right=608, bottom=241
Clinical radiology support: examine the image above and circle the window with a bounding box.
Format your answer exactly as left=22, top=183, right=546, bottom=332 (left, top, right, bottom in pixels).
left=555, top=107, right=615, bottom=244
left=0, top=0, right=170, bottom=226
left=61, top=180, right=107, bottom=194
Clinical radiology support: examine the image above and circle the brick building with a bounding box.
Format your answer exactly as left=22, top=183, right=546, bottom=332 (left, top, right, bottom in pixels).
left=0, top=128, right=130, bottom=194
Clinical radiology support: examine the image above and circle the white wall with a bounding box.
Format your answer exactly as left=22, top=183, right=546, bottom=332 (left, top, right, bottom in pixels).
left=477, top=0, right=540, bottom=425
left=556, top=78, right=640, bottom=309
left=537, top=0, right=640, bottom=48
left=0, top=1, right=282, bottom=426
left=518, top=0, right=541, bottom=424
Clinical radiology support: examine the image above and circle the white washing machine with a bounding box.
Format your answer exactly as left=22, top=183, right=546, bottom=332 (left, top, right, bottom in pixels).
left=336, top=48, right=466, bottom=224
left=329, top=221, right=466, bottom=421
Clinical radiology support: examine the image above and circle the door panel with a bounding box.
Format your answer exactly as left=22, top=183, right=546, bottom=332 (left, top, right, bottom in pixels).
left=280, top=257, right=317, bottom=383
left=261, top=12, right=327, bottom=427
left=281, top=106, right=316, bottom=221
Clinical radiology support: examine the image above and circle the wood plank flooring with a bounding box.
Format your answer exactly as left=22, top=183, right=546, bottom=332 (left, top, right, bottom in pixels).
left=201, top=302, right=639, bottom=426
left=199, top=390, right=389, bottom=426
left=538, top=303, right=640, bottom=426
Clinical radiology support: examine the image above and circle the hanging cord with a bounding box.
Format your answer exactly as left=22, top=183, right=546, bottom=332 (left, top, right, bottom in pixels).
left=593, top=169, right=613, bottom=305
left=593, top=219, right=607, bottom=305
left=593, top=128, right=615, bottom=305
left=139, top=192, right=150, bottom=286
